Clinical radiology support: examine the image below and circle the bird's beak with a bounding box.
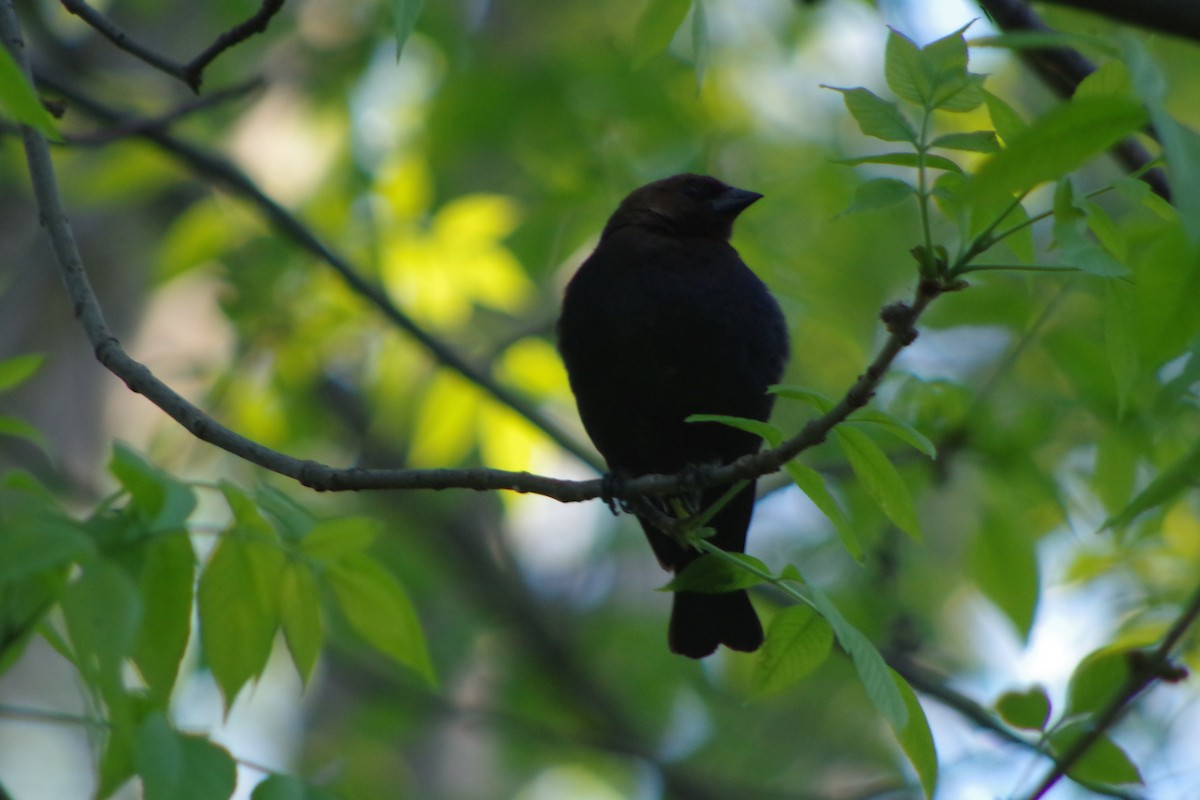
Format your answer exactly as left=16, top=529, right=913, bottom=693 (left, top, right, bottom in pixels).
left=710, top=187, right=763, bottom=215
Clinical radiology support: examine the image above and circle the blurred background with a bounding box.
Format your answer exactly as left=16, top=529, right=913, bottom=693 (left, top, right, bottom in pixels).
left=2, top=0, right=1200, bottom=797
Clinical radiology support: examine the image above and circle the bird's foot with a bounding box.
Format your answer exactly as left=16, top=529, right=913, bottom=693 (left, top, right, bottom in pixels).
left=600, top=471, right=635, bottom=516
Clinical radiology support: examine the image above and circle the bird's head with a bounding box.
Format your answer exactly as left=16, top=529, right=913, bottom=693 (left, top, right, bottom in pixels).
left=601, top=173, right=762, bottom=241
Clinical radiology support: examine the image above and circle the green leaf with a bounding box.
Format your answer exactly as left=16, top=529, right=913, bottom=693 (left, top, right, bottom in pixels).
left=135, top=712, right=238, bottom=800
left=995, top=198, right=1035, bottom=263
left=929, top=130, right=999, bottom=153
left=1146, top=115, right=1200, bottom=246
left=300, top=517, right=380, bottom=562
left=1, top=582, right=64, bottom=675
left=748, top=606, right=835, bottom=695
left=1103, top=280, right=1139, bottom=418
left=967, top=96, right=1148, bottom=209
left=0, top=45, right=58, bottom=136
left=1048, top=720, right=1143, bottom=788
left=98, top=712, right=139, bottom=800
left=662, top=552, right=770, bottom=593
left=1075, top=60, right=1133, bottom=99
left=198, top=488, right=285, bottom=707
left=784, top=461, right=862, bottom=561
left=969, top=508, right=1039, bottom=641
left=836, top=152, right=962, bottom=173
left=252, top=774, right=337, bottom=800
left=920, top=25, right=985, bottom=112
left=884, top=28, right=927, bottom=107
left=885, top=24, right=982, bottom=113
left=0, top=353, right=45, bottom=392
left=1093, top=426, right=1139, bottom=516
left=1103, top=438, right=1200, bottom=530
left=686, top=413, right=782, bottom=447
left=1064, top=646, right=1134, bottom=718
left=62, top=561, right=141, bottom=681
left=932, top=170, right=968, bottom=229
left=327, top=552, right=435, bottom=685
left=769, top=384, right=833, bottom=413
left=995, top=686, right=1051, bottom=730
left=1052, top=179, right=1130, bottom=278
left=0, top=415, right=52, bottom=455
left=840, top=177, right=915, bottom=216
left=1124, top=38, right=1200, bottom=244
left=391, top=0, right=426, bottom=60
left=801, top=580, right=908, bottom=729
left=279, top=562, right=323, bottom=685
left=108, top=444, right=197, bottom=531
left=892, top=672, right=938, bottom=799
left=133, top=535, right=195, bottom=705
left=0, top=485, right=92, bottom=583
left=752, top=605, right=834, bottom=697
left=1083, top=201, right=1127, bottom=261
left=848, top=410, right=936, bottom=458
left=982, top=88, right=1026, bottom=144
left=827, top=86, right=917, bottom=143
left=834, top=426, right=921, bottom=539
left=156, top=199, right=238, bottom=284
left=632, top=0, right=691, bottom=68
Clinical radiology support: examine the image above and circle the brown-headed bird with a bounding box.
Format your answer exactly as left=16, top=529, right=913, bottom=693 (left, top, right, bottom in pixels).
left=557, top=174, right=789, bottom=658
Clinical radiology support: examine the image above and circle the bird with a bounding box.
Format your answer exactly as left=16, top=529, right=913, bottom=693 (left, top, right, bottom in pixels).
left=557, top=173, right=789, bottom=658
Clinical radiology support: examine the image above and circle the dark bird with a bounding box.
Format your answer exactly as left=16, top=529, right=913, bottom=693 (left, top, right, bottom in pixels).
left=557, top=173, right=789, bottom=658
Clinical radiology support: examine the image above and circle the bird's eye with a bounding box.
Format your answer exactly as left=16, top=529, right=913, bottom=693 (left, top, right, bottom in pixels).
left=682, top=184, right=710, bottom=200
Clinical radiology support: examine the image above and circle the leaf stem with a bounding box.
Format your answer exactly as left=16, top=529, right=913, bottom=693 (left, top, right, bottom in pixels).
left=916, top=108, right=937, bottom=276
left=956, top=263, right=1082, bottom=274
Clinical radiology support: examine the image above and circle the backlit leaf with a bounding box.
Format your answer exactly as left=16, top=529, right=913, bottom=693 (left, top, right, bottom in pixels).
left=835, top=427, right=921, bottom=539
left=752, top=605, right=834, bottom=697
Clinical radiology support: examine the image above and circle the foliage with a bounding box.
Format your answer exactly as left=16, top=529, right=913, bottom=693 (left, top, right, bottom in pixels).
left=2, top=1, right=1200, bottom=799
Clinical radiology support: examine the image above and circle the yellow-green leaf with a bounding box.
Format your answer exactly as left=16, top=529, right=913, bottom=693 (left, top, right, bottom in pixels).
left=327, top=553, right=435, bottom=685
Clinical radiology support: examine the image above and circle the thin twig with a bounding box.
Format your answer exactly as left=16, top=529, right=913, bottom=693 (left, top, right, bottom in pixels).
left=58, top=0, right=285, bottom=91
left=64, top=79, right=263, bottom=145
left=58, top=0, right=191, bottom=83
left=181, top=0, right=285, bottom=90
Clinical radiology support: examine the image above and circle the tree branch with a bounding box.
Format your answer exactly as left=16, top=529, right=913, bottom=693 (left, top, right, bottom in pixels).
left=1024, top=581, right=1200, bottom=798
left=58, top=0, right=286, bottom=91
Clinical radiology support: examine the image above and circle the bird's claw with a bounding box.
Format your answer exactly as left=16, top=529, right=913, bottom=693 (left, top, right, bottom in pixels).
left=600, top=471, right=634, bottom=516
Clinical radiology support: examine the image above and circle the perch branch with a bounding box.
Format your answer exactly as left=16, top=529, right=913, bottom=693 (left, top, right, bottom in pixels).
left=12, top=73, right=941, bottom=505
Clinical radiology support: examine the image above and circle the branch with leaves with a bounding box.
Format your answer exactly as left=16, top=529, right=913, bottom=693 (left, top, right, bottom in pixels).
left=976, top=0, right=1171, bottom=200
left=6, top=3, right=1200, bottom=798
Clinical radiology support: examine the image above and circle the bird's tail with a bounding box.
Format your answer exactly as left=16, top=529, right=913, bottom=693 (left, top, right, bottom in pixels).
left=669, top=589, right=763, bottom=658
